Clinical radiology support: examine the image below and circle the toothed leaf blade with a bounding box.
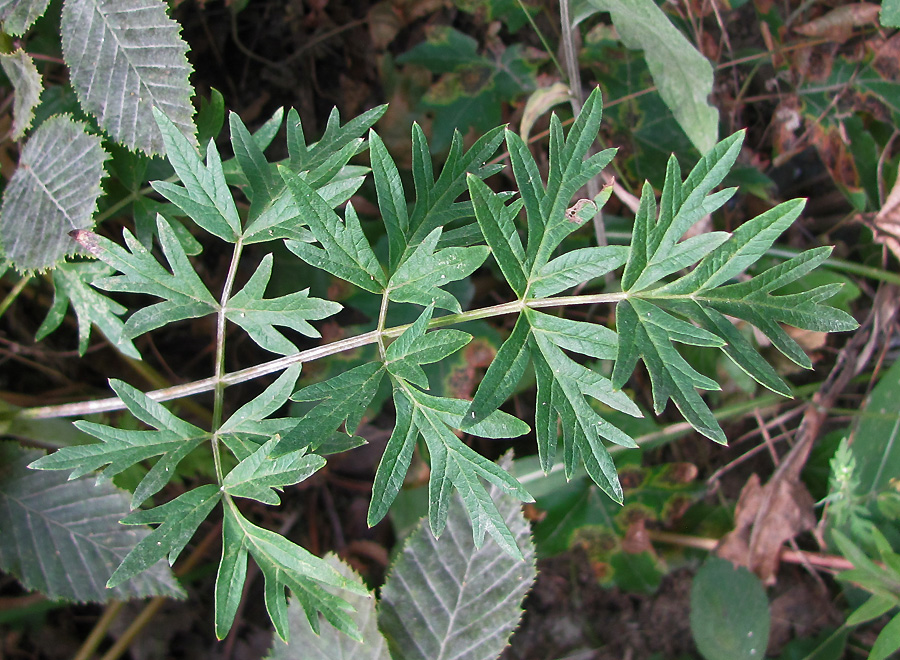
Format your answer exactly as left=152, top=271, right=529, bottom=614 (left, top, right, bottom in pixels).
left=0, top=115, right=109, bottom=272
left=378, top=456, right=536, bottom=660
left=61, top=0, right=195, bottom=155
left=0, top=444, right=184, bottom=602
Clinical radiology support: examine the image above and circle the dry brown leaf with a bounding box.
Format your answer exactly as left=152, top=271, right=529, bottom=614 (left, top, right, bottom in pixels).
left=520, top=81, right=570, bottom=141
left=872, top=33, right=900, bottom=80
left=794, top=3, right=881, bottom=42
left=622, top=519, right=654, bottom=554
left=368, top=1, right=402, bottom=51
left=872, top=170, right=900, bottom=262
left=717, top=472, right=816, bottom=584
left=785, top=327, right=828, bottom=353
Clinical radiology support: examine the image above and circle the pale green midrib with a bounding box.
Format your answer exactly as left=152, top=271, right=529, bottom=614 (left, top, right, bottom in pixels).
left=15, top=281, right=839, bottom=420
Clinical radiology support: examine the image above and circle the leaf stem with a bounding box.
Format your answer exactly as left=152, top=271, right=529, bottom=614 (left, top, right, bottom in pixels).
left=210, top=238, right=244, bottom=485
left=16, top=291, right=628, bottom=420
left=93, top=184, right=154, bottom=226
left=376, top=289, right=390, bottom=359
left=0, top=274, right=31, bottom=320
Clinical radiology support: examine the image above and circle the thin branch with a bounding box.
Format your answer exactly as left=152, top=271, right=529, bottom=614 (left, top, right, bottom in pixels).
left=16, top=293, right=623, bottom=420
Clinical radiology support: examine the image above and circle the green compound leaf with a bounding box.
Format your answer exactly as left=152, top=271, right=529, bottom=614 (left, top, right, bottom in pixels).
left=530, top=245, right=629, bottom=298
left=0, top=115, right=109, bottom=273
left=468, top=174, right=528, bottom=296
left=378, top=457, right=536, bottom=660
left=407, top=124, right=505, bottom=247
left=655, top=197, right=806, bottom=295
left=240, top=106, right=385, bottom=243
left=0, top=0, right=51, bottom=34
left=29, top=379, right=209, bottom=508
left=280, top=168, right=386, bottom=293
left=223, top=436, right=325, bottom=505
left=384, top=305, right=472, bottom=389
left=697, top=249, right=858, bottom=365
left=224, top=253, right=342, bottom=355
left=370, top=130, right=410, bottom=269
left=0, top=48, right=42, bottom=139
left=613, top=298, right=725, bottom=444
left=61, top=0, right=195, bottom=155
left=288, top=105, right=387, bottom=173
left=463, top=314, right=533, bottom=428
left=81, top=216, right=218, bottom=339
left=228, top=111, right=279, bottom=219
left=376, top=384, right=532, bottom=557
left=370, top=122, right=504, bottom=270
left=36, top=260, right=141, bottom=359
left=275, top=362, right=386, bottom=455
left=367, top=388, right=418, bottom=528
left=265, top=555, right=389, bottom=660
left=152, top=109, right=240, bottom=241
left=501, top=89, right=617, bottom=274
left=387, top=227, right=489, bottom=313
left=219, top=365, right=302, bottom=460
left=610, top=133, right=858, bottom=442
left=0, top=443, right=184, bottom=602
left=216, top=503, right=368, bottom=642
left=108, top=484, right=221, bottom=588
left=464, top=308, right=639, bottom=500
left=622, top=135, right=742, bottom=292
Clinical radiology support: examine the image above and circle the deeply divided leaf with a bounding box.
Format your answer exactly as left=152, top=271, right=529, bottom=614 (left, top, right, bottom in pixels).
left=84, top=216, right=218, bottom=339
left=30, top=379, right=209, bottom=508
left=36, top=261, right=141, bottom=359
left=224, top=253, right=342, bottom=355
left=217, top=504, right=367, bottom=642
left=275, top=363, right=386, bottom=455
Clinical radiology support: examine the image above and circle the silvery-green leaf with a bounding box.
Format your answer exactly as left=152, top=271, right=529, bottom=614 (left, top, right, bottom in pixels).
left=0, top=444, right=184, bottom=602
left=0, top=0, right=51, bottom=34
left=0, top=48, right=42, bottom=138
left=379, top=457, right=536, bottom=660
left=0, top=115, right=108, bottom=272
left=61, top=0, right=195, bottom=155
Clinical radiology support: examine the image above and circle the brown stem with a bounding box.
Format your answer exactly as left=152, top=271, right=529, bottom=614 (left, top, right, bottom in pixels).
left=647, top=530, right=856, bottom=572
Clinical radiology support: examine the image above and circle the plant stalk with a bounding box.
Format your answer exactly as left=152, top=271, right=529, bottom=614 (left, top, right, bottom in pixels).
left=209, top=239, right=244, bottom=485
left=16, top=292, right=623, bottom=420
left=647, top=530, right=856, bottom=571
left=0, top=274, right=31, bottom=320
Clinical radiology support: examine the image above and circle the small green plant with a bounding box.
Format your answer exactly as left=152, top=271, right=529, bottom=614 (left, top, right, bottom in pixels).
left=5, top=83, right=857, bottom=645
left=817, top=358, right=900, bottom=660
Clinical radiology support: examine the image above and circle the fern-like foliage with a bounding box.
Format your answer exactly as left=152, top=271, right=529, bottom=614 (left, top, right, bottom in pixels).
left=27, top=88, right=857, bottom=643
